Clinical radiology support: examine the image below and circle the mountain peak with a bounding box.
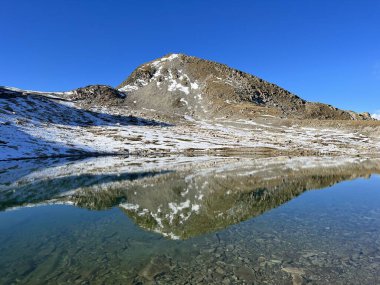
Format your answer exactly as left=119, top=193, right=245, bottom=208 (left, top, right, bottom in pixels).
left=117, top=54, right=372, bottom=121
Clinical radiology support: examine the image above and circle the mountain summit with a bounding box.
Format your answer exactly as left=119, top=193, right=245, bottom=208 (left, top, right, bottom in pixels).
left=1, top=54, right=379, bottom=161
left=116, top=53, right=371, bottom=120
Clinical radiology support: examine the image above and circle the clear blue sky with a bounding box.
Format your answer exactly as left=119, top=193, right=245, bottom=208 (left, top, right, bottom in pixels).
left=1, top=0, right=379, bottom=114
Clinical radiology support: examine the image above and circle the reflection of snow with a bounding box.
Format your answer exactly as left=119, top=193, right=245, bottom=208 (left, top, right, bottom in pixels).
left=119, top=203, right=139, bottom=211
left=2, top=154, right=380, bottom=240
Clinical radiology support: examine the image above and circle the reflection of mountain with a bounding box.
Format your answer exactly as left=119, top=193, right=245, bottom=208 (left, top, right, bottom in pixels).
left=1, top=156, right=379, bottom=239
left=108, top=157, right=380, bottom=239
left=0, top=170, right=168, bottom=211
left=0, top=156, right=217, bottom=210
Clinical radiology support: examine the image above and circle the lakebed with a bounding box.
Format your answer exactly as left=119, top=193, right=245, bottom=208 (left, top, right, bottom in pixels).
left=1, top=155, right=380, bottom=284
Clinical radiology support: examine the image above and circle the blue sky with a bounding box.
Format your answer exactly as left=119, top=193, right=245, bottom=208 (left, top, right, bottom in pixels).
left=1, top=0, right=379, bottom=114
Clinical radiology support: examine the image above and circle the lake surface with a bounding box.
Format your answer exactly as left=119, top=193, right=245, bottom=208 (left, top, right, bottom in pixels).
left=0, top=156, right=380, bottom=284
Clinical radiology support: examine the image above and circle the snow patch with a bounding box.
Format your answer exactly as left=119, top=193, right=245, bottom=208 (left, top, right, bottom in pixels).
left=190, top=82, right=199, bottom=89
left=119, top=85, right=138, bottom=92
left=180, top=98, right=188, bottom=106
left=120, top=203, right=140, bottom=211
left=168, top=200, right=190, bottom=215
left=168, top=81, right=190, bottom=94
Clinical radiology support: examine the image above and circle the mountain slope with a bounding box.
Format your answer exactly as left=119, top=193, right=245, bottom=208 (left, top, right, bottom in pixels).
left=1, top=54, right=380, bottom=161
left=117, top=53, right=372, bottom=120
left=2, top=84, right=379, bottom=161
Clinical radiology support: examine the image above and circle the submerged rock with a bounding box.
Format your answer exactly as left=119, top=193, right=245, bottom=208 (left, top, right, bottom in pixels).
left=138, top=256, right=172, bottom=281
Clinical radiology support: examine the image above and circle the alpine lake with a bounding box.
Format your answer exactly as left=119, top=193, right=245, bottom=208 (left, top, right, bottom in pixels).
left=0, top=155, right=380, bottom=285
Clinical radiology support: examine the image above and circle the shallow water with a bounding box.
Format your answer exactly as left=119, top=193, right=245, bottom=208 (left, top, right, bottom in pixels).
left=0, top=156, right=380, bottom=284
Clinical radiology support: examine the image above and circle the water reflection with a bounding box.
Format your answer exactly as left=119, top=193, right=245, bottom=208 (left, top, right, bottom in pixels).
left=1, top=155, right=379, bottom=239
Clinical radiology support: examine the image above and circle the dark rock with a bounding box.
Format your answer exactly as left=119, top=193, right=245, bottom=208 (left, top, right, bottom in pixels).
left=69, top=85, right=126, bottom=107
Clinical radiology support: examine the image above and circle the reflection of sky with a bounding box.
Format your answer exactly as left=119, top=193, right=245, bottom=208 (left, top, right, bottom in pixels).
left=1, top=155, right=379, bottom=240
left=0, top=174, right=379, bottom=284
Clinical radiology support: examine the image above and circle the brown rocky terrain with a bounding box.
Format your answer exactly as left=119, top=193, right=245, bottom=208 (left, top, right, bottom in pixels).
left=117, top=53, right=373, bottom=121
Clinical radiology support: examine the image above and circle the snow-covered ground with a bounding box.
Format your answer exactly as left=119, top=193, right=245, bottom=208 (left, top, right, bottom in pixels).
left=1, top=86, right=379, bottom=161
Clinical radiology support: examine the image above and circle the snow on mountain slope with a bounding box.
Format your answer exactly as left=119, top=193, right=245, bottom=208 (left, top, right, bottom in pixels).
left=1, top=85, right=379, bottom=161
left=1, top=53, right=380, bottom=161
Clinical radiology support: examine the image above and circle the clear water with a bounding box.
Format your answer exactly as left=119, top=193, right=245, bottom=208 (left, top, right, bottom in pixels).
left=0, top=156, right=380, bottom=284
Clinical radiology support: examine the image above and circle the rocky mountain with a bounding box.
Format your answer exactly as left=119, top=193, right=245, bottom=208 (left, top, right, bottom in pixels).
left=116, top=53, right=372, bottom=120
left=1, top=53, right=373, bottom=122
left=1, top=54, right=380, bottom=161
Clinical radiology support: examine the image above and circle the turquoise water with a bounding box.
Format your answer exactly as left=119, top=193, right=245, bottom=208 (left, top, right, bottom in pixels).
left=0, top=157, right=380, bottom=284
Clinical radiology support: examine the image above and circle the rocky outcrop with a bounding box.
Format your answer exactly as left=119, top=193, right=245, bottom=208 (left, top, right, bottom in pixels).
left=69, top=85, right=126, bottom=107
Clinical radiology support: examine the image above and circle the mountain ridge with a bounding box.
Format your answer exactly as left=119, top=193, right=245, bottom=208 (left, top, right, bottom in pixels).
left=1, top=54, right=380, bottom=161
left=115, top=53, right=372, bottom=121
left=1, top=54, right=374, bottom=121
